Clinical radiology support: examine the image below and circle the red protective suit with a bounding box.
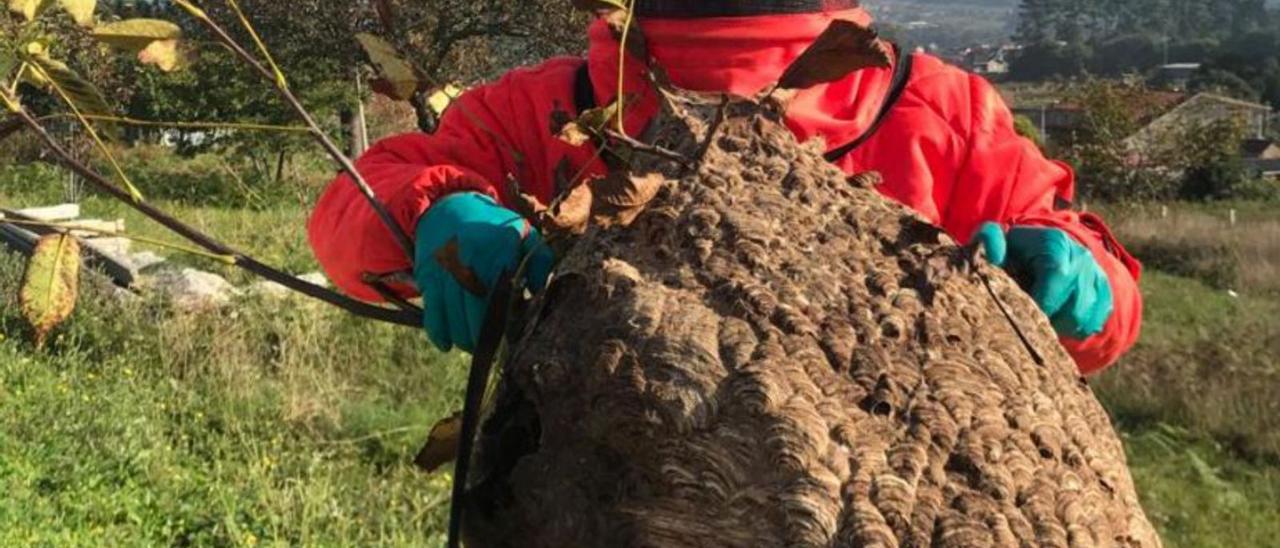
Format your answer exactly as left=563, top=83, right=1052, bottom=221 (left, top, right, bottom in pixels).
left=307, top=8, right=1142, bottom=374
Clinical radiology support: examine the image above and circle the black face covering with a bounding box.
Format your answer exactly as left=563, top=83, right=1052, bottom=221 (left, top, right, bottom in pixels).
left=633, top=0, right=861, bottom=18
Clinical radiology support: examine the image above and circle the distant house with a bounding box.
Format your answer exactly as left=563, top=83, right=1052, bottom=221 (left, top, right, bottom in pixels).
left=960, top=44, right=1017, bottom=77
left=1123, top=93, right=1272, bottom=154
left=1009, top=90, right=1184, bottom=146
left=1154, top=63, right=1202, bottom=91
left=1009, top=91, right=1272, bottom=152
left=1241, top=138, right=1280, bottom=160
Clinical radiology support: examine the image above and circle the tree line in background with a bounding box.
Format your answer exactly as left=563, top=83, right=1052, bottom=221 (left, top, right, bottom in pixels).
left=3, top=0, right=583, bottom=204
left=1011, top=0, right=1280, bottom=108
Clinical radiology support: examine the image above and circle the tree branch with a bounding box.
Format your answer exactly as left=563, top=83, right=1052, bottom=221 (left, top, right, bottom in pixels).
left=603, top=128, right=694, bottom=169
left=173, top=0, right=416, bottom=262
left=9, top=104, right=420, bottom=328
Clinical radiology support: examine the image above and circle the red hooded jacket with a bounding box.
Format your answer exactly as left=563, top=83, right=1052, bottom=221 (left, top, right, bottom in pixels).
left=307, top=8, right=1142, bottom=374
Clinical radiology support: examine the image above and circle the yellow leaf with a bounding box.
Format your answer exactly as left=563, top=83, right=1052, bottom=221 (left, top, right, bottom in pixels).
left=20, top=233, right=81, bottom=348
left=355, top=33, right=420, bottom=101
left=137, top=39, right=186, bottom=72
left=426, top=84, right=463, bottom=115
left=16, top=58, right=49, bottom=87
left=9, top=0, right=52, bottom=21
left=58, top=0, right=94, bottom=26
left=92, top=18, right=182, bottom=52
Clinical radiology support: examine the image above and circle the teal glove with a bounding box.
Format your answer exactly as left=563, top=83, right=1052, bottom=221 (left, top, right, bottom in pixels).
left=413, top=192, right=554, bottom=352
left=972, top=222, right=1113, bottom=340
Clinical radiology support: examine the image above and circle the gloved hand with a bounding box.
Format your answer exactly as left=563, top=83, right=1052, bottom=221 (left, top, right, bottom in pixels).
left=413, top=192, right=554, bottom=352
left=971, top=222, right=1113, bottom=339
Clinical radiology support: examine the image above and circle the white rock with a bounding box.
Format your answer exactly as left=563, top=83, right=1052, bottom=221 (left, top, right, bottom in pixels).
left=246, top=279, right=293, bottom=299
left=297, top=272, right=329, bottom=288
left=148, top=268, right=239, bottom=309
left=126, top=251, right=166, bottom=272
left=245, top=272, right=330, bottom=299
left=85, top=237, right=132, bottom=259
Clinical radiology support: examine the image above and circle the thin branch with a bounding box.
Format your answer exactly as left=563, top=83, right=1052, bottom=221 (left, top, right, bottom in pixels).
left=362, top=272, right=425, bottom=315
left=694, top=95, right=730, bottom=168
left=615, top=0, right=638, bottom=134
left=0, top=218, right=236, bottom=263
left=226, top=0, right=289, bottom=89
left=603, top=128, right=693, bottom=169
left=8, top=103, right=420, bottom=328
left=171, top=0, right=415, bottom=261
left=71, top=113, right=309, bottom=132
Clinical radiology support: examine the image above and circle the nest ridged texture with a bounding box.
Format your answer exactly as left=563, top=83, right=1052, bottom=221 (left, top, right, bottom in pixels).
left=469, top=91, right=1161, bottom=548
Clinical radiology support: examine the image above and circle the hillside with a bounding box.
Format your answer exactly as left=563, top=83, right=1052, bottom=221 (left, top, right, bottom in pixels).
left=867, top=0, right=1018, bottom=53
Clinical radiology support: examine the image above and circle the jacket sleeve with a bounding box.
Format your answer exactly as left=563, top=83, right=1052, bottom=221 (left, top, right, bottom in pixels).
left=943, top=74, right=1143, bottom=375
left=306, top=84, right=523, bottom=302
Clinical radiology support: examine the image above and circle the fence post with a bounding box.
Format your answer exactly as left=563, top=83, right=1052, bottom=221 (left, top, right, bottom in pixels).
left=1230, top=209, right=1237, bottom=227
left=1161, top=204, right=1168, bottom=219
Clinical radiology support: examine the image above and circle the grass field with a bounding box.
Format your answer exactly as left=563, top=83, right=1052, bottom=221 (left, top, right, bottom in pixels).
left=3, top=161, right=1280, bottom=545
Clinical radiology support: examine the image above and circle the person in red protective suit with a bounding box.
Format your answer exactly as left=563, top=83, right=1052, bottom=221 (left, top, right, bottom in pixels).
left=307, top=0, right=1142, bottom=375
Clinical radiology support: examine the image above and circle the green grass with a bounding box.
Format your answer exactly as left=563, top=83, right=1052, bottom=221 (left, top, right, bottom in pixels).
left=1120, top=425, right=1280, bottom=547
left=0, top=249, right=467, bottom=546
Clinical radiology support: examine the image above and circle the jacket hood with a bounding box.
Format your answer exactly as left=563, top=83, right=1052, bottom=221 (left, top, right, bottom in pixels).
left=585, top=7, right=893, bottom=149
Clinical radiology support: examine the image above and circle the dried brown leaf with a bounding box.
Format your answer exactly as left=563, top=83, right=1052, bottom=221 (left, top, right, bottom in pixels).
left=557, top=122, right=593, bottom=147
left=413, top=411, right=462, bottom=473
left=592, top=172, right=664, bottom=209
left=544, top=182, right=594, bottom=234
left=434, top=237, right=488, bottom=296
left=777, top=20, right=891, bottom=90
left=356, top=32, right=421, bottom=101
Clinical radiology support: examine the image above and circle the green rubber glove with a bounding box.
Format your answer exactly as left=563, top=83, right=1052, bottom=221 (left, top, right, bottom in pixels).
left=972, top=222, right=1114, bottom=340
left=413, top=192, right=554, bottom=352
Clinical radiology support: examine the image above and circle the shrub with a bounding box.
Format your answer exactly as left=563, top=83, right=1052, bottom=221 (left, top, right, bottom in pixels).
left=1125, top=238, right=1241, bottom=290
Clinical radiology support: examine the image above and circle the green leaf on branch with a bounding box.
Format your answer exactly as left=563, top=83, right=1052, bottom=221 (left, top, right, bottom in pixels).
left=355, top=32, right=421, bottom=101
left=20, top=233, right=81, bottom=348
left=28, top=53, right=112, bottom=115
left=0, top=51, right=19, bottom=83
left=57, top=0, right=94, bottom=26
left=554, top=99, right=622, bottom=147
left=91, top=18, right=182, bottom=52
left=9, top=0, right=53, bottom=21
